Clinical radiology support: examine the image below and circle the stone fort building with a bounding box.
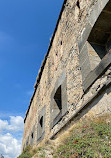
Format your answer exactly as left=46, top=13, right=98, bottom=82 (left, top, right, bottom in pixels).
left=22, top=0, right=111, bottom=150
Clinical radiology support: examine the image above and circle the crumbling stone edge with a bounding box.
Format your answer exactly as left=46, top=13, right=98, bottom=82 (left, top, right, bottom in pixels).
left=50, top=78, right=111, bottom=140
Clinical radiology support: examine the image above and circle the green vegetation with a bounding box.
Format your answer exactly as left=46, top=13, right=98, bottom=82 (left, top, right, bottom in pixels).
left=18, top=114, right=111, bottom=158
left=54, top=120, right=111, bottom=158
left=17, top=146, right=36, bottom=158
left=17, top=145, right=46, bottom=158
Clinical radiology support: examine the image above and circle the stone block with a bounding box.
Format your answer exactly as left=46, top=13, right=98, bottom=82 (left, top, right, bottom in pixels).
left=89, top=0, right=103, bottom=27
left=83, top=53, right=111, bottom=91
left=78, top=23, right=92, bottom=52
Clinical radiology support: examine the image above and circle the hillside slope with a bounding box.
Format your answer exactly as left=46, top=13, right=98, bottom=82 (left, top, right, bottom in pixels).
left=18, top=114, right=111, bottom=158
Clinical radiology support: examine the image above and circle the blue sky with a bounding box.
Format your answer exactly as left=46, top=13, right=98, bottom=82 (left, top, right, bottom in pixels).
left=0, top=0, right=63, bottom=157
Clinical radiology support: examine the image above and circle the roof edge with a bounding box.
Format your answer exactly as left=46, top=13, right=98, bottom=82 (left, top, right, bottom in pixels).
left=24, top=0, right=67, bottom=123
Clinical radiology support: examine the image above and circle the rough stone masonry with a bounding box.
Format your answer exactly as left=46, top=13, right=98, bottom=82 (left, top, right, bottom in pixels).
left=22, top=0, right=111, bottom=150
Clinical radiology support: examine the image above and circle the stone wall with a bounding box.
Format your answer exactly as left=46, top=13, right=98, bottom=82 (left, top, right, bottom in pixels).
left=22, top=0, right=111, bottom=150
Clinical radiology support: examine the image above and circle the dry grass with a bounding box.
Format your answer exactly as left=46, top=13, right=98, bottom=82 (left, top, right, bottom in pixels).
left=18, top=113, right=111, bottom=158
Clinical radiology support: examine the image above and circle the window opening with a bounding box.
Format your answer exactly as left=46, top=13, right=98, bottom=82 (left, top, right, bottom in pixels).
left=37, top=106, right=45, bottom=141
left=76, top=0, right=80, bottom=9
left=87, top=8, right=111, bottom=71
left=50, top=74, right=68, bottom=129
left=40, top=116, right=43, bottom=128
left=31, top=132, right=33, bottom=139
left=79, top=1, right=111, bottom=91
left=54, top=86, right=62, bottom=110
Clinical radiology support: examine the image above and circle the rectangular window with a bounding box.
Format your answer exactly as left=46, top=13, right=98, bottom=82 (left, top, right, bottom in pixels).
left=37, top=106, right=45, bottom=142
left=50, top=73, right=67, bottom=129
left=79, top=3, right=111, bottom=92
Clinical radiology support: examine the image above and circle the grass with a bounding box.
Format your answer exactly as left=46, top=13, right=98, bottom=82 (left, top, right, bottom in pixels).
left=17, top=146, right=37, bottom=158
left=18, top=114, right=111, bottom=158
left=53, top=114, right=111, bottom=158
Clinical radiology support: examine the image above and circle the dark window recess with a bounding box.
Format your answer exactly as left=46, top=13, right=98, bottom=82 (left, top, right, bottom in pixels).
left=61, top=41, right=62, bottom=45
left=40, top=116, right=43, bottom=128
left=87, top=2, right=111, bottom=71
left=76, top=0, right=80, bottom=9
left=37, top=106, right=45, bottom=141
left=52, top=86, right=62, bottom=127
left=50, top=73, right=67, bottom=129
left=79, top=1, right=111, bottom=91
left=54, top=86, right=62, bottom=110
left=31, top=132, right=34, bottom=139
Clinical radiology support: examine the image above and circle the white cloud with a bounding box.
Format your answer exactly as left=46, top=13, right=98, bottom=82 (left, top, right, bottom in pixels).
left=8, top=116, right=24, bottom=132
left=0, top=116, right=24, bottom=132
left=0, top=112, right=24, bottom=119
left=0, top=133, right=22, bottom=158
left=0, top=120, right=8, bottom=132
left=0, top=116, right=24, bottom=158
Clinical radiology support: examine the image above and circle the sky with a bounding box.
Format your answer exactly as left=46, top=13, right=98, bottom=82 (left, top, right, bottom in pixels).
left=0, top=0, right=63, bottom=157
